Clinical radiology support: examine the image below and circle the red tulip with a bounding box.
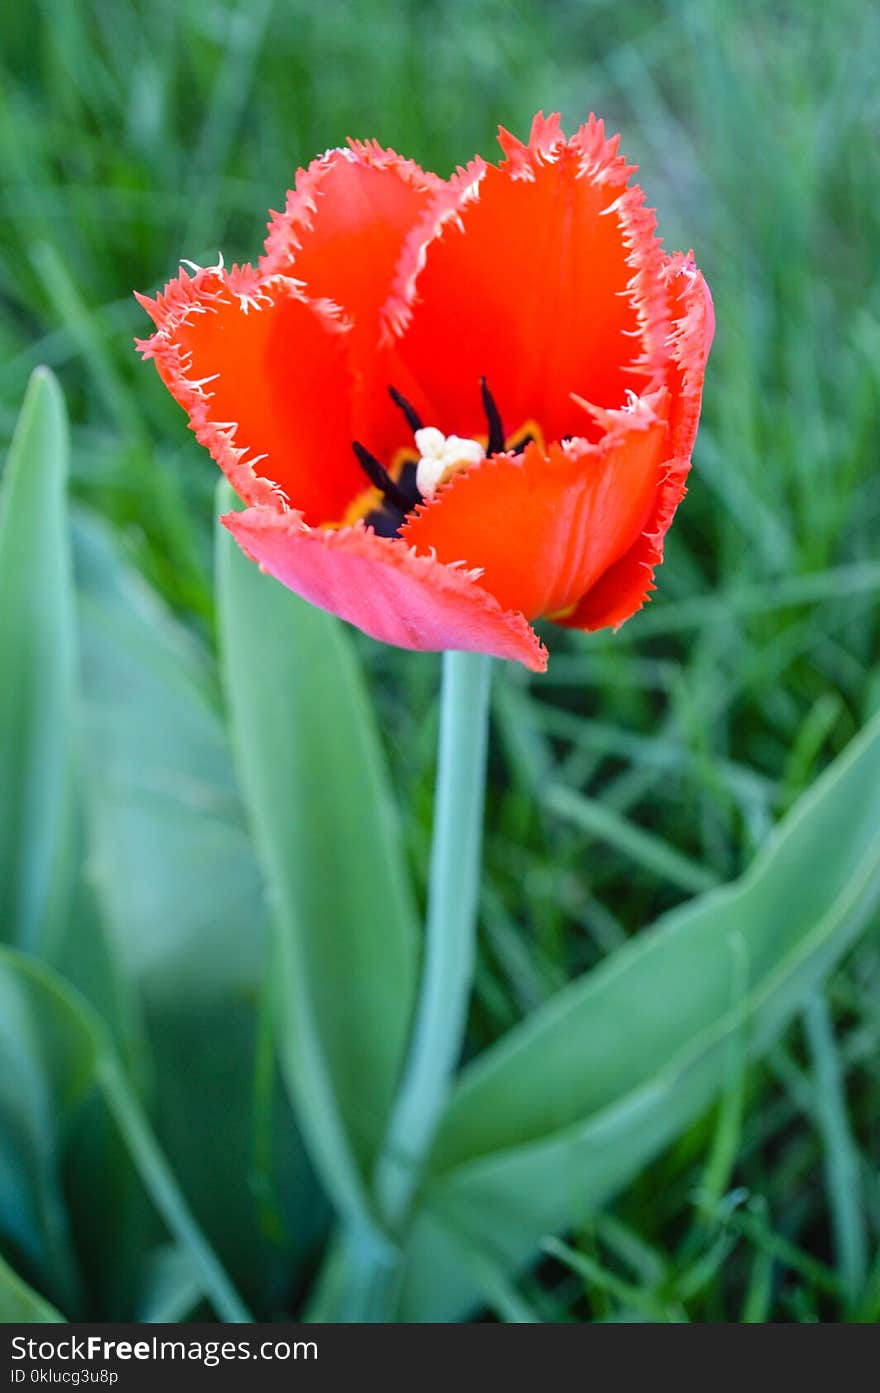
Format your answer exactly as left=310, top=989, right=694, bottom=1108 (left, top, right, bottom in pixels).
left=137, top=113, right=713, bottom=671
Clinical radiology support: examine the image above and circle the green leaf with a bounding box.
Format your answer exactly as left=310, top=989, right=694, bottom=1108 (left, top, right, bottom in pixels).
left=0, top=950, right=94, bottom=1314
left=73, top=509, right=324, bottom=1308
left=0, top=1253, right=65, bottom=1322
left=0, top=368, right=76, bottom=954
left=0, top=948, right=251, bottom=1322
left=398, top=709, right=880, bottom=1320
left=75, top=506, right=266, bottom=999
left=215, top=485, right=418, bottom=1225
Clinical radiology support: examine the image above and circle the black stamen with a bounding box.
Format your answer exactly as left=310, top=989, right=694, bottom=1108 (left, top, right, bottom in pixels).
left=364, top=507, right=405, bottom=538
left=480, top=376, right=506, bottom=455
left=396, top=460, right=422, bottom=509
left=512, top=432, right=535, bottom=453
left=388, top=385, right=424, bottom=434
left=352, top=441, right=413, bottom=514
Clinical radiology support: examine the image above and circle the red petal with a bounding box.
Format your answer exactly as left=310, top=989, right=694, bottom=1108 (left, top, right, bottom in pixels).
left=137, top=265, right=362, bottom=524
left=262, top=143, right=449, bottom=473
left=663, top=251, right=715, bottom=459
left=387, top=113, right=667, bottom=444
left=261, top=142, right=442, bottom=352
left=400, top=401, right=667, bottom=620
left=223, top=507, right=547, bottom=670
left=558, top=255, right=714, bottom=632
left=556, top=457, right=689, bottom=632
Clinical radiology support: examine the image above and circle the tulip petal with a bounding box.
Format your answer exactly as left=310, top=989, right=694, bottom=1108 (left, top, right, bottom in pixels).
left=386, top=113, right=668, bottom=445
left=223, top=506, right=548, bottom=671
left=556, top=457, right=689, bottom=632
left=400, top=402, right=667, bottom=621
left=261, top=142, right=442, bottom=350
left=137, top=266, right=364, bottom=524
left=261, top=143, right=449, bottom=471
left=557, top=255, right=714, bottom=632
left=663, top=251, right=715, bottom=459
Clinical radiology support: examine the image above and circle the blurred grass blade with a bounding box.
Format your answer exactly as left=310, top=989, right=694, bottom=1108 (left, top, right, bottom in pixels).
left=397, top=709, right=880, bottom=1319
left=95, top=1055, right=252, bottom=1323
left=0, top=368, right=76, bottom=953
left=697, top=933, right=749, bottom=1219
left=135, top=1247, right=202, bottom=1323
left=546, top=783, right=721, bottom=895
left=543, top=1237, right=682, bottom=1322
left=0, top=1253, right=65, bottom=1322
left=0, top=948, right=251, bottom=1323
left=803, top=991, right=867, bottom=1304
left=0, top=950, right=87, bottom=1314
left=215, top=484, right=418, bottom=1228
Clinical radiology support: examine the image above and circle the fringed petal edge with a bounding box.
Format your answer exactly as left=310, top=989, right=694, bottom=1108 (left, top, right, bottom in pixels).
left=224, top=506, right=548, bottom=671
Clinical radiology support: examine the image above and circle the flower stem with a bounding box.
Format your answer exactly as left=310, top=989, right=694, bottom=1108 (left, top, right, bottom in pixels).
left=376, top=650, right=492, bottom=1231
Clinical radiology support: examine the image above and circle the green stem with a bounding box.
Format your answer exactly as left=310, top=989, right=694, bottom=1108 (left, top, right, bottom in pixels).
left=97, top=1057, right=253, bottom=1324
left=376, top=650, right=492, bottom=1231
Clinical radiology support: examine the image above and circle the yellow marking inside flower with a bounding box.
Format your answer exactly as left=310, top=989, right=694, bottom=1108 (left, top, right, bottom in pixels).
left=507, top=418, right=545, bottom=455
left=335, top=447, right=418, bottom=529
left=546, top=601, right=577, bottom=621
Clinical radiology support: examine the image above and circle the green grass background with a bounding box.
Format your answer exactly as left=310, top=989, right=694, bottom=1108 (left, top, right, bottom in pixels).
left=2, top=0, right=879, bottom=1319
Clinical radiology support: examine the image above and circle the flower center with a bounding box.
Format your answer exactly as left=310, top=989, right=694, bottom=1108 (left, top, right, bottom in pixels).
left=348, top=379, right=535, bottom=537
left=413, top=427, right=484, bottom=499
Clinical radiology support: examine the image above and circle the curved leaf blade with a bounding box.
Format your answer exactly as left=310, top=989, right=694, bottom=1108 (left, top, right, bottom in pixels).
left=215, top=486, right=418, bottom=1223
left=0, top=1254, right=65, bottom=1322
left=399, top=710, right=880, bottom=1319
left=0, top=949, right=95, bottom=1314
left=74, top=508, right=324, bottom=1306
left=0, top=368, right=76, bottom=953
left=0, top=948, right=251, bottom=1322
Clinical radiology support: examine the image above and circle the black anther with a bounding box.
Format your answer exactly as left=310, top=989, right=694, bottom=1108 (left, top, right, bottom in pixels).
left=480, top=376, right=506, bottom=455
left=388, top=385, right=424, bottom=435
left=352, top=441, right=413, bottom=514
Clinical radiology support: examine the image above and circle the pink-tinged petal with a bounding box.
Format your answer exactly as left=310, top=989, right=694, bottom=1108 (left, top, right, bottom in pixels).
left=137, top=264, right=364, bottom=523
left=383, top=113, right=668, bottom=444
left=223, top=506, right=547, bottom=671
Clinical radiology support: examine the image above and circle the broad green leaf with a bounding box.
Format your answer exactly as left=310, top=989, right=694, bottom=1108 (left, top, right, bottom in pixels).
left=74, top=508, right=264, bottom=997
left=0, top=948, right=250, bottom=1323
left=0, top=1253, right=65, bottom=1322
left=0, top=369, right=76, bottom=953
left=398, top=709, right=880, bottom=1320
left=73, top=509, right=324, bottom=1308
left=216, top=485, right=418, bottom=1224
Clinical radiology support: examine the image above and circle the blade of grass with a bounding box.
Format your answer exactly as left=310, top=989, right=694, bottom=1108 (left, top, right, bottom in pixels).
left=803, top=991, right=868, bottom=1304
left=543, top=1237, right=685, bottom=1322
left=96, top=1057, right=252, bottom=1323
left=545, top=784, right=720, bottom=896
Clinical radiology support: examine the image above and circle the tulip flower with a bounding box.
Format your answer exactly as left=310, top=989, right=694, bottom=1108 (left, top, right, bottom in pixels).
left=137, top=113, right=712, bottom=672
left=135, top=116, right=715, bottom=1300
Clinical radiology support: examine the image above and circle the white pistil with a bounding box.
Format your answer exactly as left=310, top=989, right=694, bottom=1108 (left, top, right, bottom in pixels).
left=415, top=427, right=485, bottom=499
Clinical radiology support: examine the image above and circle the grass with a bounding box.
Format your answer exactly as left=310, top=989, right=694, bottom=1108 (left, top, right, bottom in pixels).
left=2, top=0, right=880, bottom=1321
